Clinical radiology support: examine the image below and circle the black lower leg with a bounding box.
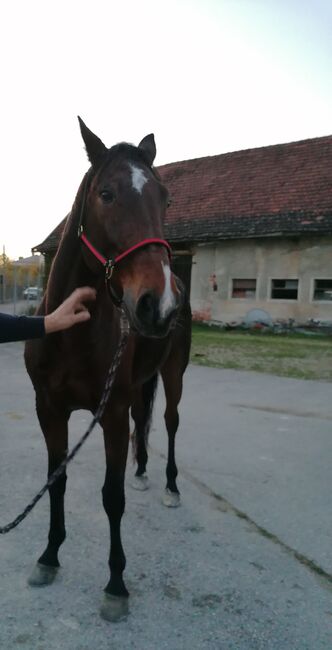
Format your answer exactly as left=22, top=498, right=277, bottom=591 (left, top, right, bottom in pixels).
left=132, top=375, right=157, bottom=477
left=135, top=432, right=148, bottom=477
left=39, top=462, right=67, bottom=567
left=166, top=436, right=179, bottom=493
left=165, top=410, right=179, bottom=493
left=102, top=469, right=128, bottom=598
left=35, top=405, right=69, bottom=569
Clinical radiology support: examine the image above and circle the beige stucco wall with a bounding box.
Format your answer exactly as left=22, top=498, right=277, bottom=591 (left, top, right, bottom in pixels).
left=190, top=235, right=332, bottom=323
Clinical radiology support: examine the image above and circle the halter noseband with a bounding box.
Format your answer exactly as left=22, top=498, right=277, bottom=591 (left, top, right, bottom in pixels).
left=78, top=170, right=171, bottom=281
left=79, top=229, right=171, bottom=280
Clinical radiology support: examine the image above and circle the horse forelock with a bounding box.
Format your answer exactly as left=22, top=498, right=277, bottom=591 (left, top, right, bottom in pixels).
left=108, top=142, right=151, bottom=167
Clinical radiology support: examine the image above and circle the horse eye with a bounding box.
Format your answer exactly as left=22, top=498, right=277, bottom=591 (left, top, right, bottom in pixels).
left=100, top=190, right=114, bottom=203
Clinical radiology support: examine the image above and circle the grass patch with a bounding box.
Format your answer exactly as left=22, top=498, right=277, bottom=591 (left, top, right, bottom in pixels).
left=190, top=324, right=332, bottom=381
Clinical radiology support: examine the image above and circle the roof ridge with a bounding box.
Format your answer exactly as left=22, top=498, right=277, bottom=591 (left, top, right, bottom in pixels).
left=157, top=134, right=332, bottom=169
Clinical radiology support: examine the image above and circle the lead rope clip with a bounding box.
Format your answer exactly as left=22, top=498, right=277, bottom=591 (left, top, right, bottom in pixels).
left=105, top=259, right=115, bottom=281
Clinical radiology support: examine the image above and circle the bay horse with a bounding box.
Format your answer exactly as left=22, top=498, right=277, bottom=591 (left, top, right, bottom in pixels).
left=24, top=118, right=191, bottom=622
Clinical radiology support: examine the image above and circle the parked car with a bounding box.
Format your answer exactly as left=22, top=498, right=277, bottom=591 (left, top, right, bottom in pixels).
left=23, top=287, right=42, bottom=300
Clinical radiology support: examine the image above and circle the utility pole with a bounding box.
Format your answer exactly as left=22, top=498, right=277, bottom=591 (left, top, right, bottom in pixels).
left=0, top=245, right=5, bottom=302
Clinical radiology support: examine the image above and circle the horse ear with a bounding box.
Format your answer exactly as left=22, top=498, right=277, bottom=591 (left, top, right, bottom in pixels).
left=138, top=134, right=156, bottom=166
left=78, top=116, right=108, bottom=167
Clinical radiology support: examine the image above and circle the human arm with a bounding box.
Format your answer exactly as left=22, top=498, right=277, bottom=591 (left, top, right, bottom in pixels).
left=0, top=313, right=45, bottom=343
left=0, top=287, right=96, bottom=343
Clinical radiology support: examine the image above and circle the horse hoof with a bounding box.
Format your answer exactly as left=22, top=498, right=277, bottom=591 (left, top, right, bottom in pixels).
left=100, top=594, right=129, bottom=623
left=131, top=474, right=149, bottom=491
left=28, top=563, right=58, bottom=587
left=163, top=488, right=181, bottom=508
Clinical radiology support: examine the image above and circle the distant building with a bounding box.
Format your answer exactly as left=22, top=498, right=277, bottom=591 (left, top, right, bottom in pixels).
left=13, top=254, right=44, bottom=268
left=33, top=135, right=332, bottom=324
left=0, top=255, right=43, bottom=304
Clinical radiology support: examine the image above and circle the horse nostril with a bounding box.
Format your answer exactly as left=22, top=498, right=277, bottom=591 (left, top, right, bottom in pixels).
left=135, top=291, right=178, bottom=335
left=136, top=291, right=157, bottom=327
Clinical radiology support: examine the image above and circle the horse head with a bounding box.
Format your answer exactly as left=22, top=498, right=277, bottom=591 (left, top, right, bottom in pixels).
left=77, top=118, right=181, bottom=338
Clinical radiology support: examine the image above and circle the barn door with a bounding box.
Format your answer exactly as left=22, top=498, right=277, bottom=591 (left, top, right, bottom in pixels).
left=171, top=253, right=193, bottom=299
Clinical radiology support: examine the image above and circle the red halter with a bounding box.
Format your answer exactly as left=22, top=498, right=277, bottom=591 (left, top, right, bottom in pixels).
left=80, top=229, right=172, bottom=280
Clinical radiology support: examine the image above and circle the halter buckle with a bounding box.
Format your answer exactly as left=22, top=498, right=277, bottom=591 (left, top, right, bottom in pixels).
left=105, top=259, right=115, bottom=281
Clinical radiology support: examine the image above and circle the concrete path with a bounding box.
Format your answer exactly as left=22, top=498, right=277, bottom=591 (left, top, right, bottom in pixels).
left=0, top=300, right=38, bottom=316
left=0, top=342, right=331, bottom=649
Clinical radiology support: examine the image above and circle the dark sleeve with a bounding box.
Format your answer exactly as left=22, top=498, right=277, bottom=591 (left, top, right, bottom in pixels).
left=0, top=313, right=46, bottom=343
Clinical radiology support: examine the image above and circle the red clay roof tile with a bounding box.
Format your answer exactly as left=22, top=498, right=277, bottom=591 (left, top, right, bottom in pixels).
left=160, top=135, right=332, bottom=224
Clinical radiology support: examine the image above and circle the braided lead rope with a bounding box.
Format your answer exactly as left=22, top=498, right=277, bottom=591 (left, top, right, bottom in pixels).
left=0, top=311, right=130, bottom=535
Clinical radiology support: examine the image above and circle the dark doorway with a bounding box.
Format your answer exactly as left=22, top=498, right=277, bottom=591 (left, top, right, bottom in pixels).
left=171, top=253, right=192, bottom=299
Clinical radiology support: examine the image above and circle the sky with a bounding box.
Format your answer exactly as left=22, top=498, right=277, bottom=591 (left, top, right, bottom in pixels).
left=0, top=0, right=331, bottom=259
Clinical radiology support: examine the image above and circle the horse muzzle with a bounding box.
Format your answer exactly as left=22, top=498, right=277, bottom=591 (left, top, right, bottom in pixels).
left=124, top=288, right=180, bottom=339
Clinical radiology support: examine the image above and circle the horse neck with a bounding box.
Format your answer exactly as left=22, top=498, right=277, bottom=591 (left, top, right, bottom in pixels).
left=46, top=177, right=98, bottom=311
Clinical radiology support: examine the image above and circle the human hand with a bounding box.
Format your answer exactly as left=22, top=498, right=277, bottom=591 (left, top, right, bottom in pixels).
left=44, top=287, right=96, bottom=334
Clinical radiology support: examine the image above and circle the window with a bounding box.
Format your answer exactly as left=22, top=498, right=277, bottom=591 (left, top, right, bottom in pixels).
left=271, top=279, right=298, bottom=300
left=313, top=279, right=332, bottom=301
left=232, top=279, right=256, bottom=299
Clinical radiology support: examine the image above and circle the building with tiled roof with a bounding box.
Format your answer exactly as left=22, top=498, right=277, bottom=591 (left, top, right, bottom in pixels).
left=34, top=135, right=332, bottom=324
left=159, top=135, right=332, bottom=241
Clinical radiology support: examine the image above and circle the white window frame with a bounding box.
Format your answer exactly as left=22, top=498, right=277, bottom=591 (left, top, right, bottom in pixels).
left=268, top=278, right=299, bottom=301
left=311, top=278, right=332, bottom=303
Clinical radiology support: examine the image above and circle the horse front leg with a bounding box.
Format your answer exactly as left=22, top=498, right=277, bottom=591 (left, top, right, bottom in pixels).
left=28, top=402, right=69, bottom=587
left=100, top=397, right=130, bottom=622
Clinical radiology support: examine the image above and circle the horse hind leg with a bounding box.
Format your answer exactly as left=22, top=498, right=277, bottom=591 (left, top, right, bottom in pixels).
left=161, top=362, right=184, bottom=508
left=131, top=374, right=158, bottom=491
left=160, top=295, right=191, bottom=508
left=28, top=403, right=69, bottom=587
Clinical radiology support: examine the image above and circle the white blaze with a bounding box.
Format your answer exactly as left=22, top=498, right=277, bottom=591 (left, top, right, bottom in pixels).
left=160, top=261, right=175, bottom=318
left=129, top=164, right=148, bottom=194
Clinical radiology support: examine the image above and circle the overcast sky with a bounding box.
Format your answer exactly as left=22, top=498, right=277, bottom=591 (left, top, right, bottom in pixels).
left=1, top=0, right=331, bottom=259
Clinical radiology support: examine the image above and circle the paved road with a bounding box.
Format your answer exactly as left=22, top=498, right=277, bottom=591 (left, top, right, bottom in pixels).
left=0, top=342, right=331, bottom=649
left=0, top=299, right=39, bottom=316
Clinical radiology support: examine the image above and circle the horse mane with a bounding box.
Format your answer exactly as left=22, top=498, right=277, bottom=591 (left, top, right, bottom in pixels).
left=45, top=173, right=91, bottom=311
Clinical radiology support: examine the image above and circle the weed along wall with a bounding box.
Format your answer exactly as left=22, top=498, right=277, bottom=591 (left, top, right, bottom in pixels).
left=190, top=236, right=332, bottom=325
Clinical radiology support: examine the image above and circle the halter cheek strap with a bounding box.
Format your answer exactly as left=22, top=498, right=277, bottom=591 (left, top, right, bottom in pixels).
left=80, top=230, right=109, bottom=266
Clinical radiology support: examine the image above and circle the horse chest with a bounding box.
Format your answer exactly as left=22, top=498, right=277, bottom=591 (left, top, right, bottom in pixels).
left=132, top=336, right=172, bottom=386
